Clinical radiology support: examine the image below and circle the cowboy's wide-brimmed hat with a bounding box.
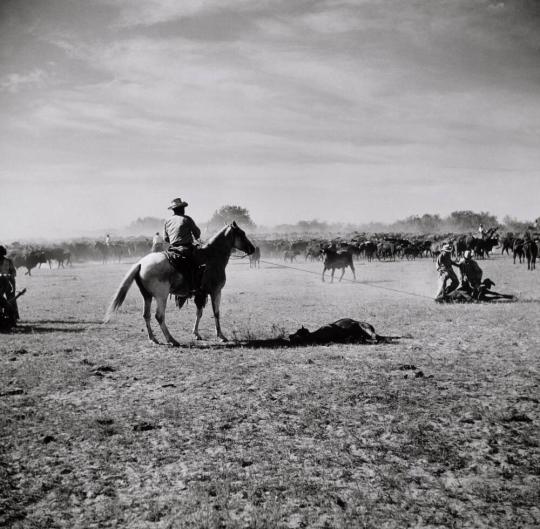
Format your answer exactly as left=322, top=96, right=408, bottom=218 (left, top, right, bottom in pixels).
left=441, top=243, right=453, bottom=252
left=168, top=198, right=188, bottom=209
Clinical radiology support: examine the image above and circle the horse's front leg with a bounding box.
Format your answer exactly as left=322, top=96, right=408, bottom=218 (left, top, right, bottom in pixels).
left=211, top=290, right=227, bottom=342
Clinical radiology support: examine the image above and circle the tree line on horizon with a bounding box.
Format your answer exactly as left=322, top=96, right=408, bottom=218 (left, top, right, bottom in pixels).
left=125, top=206, right=537, bottom=236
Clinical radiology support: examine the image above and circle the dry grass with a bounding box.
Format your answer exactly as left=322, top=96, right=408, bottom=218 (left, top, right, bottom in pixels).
left=1, top=256, right=539, bottom=528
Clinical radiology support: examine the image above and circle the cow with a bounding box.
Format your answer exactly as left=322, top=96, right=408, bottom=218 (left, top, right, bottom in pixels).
left=359, top=241, right=377, bottom=262
left=454, top=235, right=467, bottom=258
left=249, top=246, right=261, bottom=269
left=321, top=248, right=355, bottom=282
left=44, top=247, right=72, bottom=268
left=402, top=244, right=421, bottom=260
left=283, top=250, right=298, bottom=263
left=430, top=241, right=444, bottom=260
left=377, top=241, right=396, bottom=261
left=305, top=246, right=322, bottom=261
left=420, top=240, right=432, bottom=258
left=9, top=250, right=47, bottom=276
left=524, top=240, right=538, bottom=271
left=501, top=233, right=514, bottom=256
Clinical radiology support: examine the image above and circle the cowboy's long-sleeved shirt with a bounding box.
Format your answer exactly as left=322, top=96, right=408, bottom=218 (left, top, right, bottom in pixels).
left=164, top=215, right=201, bottom=247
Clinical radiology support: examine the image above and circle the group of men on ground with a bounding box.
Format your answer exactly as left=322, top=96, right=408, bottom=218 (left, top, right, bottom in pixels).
left=435, top=244, right=478, bottom=301
left=434, top=243, right=512, bottom=303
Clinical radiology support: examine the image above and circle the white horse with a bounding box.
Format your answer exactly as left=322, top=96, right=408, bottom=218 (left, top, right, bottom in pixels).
left=104, top=222, right=255, bottom=346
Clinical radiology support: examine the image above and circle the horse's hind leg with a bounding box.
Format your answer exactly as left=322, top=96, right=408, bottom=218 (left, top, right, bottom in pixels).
left=211, top=290, right=227, bottom=342
left=339, top=268, right=345, bottom=282
left=155, top=295, right=180, bottom=347
left=142, top=295, right=159, bottom=344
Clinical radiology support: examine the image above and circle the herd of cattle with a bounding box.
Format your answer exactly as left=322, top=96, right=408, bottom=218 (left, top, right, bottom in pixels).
left=254, top=228, right=537, bottom=265
left=6, top=238, right=153, bottom=275
left=5, top=228, right=539, bottom=277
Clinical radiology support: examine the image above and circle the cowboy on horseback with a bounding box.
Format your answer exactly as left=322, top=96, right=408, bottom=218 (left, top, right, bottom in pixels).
left=163, top=198, right=202, bottom=294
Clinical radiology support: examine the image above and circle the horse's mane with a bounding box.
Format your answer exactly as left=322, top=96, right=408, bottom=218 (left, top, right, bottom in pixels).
left=202, top=225, right=232, bottom=248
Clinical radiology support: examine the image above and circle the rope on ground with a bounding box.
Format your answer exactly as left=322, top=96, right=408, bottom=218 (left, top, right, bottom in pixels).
left=258, top=258, right=434, bottom=300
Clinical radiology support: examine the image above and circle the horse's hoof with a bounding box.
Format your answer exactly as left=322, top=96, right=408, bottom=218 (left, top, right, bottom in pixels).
left=218, top=335, right=229, bottom=343
left=193, top=334, right=203, bottom=341
left=168, top=341, right=180, bottom=348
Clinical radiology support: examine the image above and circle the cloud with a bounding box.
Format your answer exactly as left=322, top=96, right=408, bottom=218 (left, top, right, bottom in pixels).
left=0, top=68, right=47, bottom=92
left=109, top=0, right=272, bottom=27
left=2, top=0, right=540, bottom=239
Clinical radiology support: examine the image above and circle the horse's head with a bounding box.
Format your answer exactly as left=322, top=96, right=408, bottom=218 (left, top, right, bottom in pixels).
left=227, top=221, right=255, bottom=255
left=289, top=326, right=310, bottom=344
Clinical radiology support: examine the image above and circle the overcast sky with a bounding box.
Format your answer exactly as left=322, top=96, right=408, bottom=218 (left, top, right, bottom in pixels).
left=1, top=0, right=539, bottom=239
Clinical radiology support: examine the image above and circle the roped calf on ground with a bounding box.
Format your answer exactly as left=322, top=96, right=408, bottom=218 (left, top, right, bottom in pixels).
left=289, top=318, right=396, bottom=345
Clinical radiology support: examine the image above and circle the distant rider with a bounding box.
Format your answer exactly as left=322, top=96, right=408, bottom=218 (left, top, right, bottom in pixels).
left=478, top=224, right=486, bottom=239
left=435, top=243, right=459, bottom=301
left=151, top=232, right=164, bottom=253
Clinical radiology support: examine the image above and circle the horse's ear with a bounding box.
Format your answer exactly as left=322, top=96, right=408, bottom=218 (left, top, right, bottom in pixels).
left=231, top=221, right=238, bottom=228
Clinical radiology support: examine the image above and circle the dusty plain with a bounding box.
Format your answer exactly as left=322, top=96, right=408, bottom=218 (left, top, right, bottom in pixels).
left=1, top=254, right=539, bottom=528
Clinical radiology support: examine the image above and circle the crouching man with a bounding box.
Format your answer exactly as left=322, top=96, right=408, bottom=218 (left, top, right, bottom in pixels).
left=458, top=250, right=483, bottom=293
left=0, top=245, right=19, bottom=325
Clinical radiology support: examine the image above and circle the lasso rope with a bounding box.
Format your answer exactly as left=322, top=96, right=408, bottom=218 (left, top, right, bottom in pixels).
left=257, top=258, right=434, bottom=300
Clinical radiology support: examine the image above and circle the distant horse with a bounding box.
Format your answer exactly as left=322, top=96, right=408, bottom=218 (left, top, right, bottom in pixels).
left=249, top=246, right=261, bottom=269
left=322, top=248, right=355, bottom=282
left=104, top=222, right=255, bottom=346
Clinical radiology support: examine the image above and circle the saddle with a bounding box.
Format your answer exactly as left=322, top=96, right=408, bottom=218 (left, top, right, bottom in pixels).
left=163, top=246, right=206, bottom=298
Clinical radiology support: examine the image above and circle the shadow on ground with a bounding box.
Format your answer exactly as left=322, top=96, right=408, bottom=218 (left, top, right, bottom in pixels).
left=186, top=335, right=401, bottom=350
left=26, top=319, right=103, bottom=325
left=4, top=324, right=87, bottom=334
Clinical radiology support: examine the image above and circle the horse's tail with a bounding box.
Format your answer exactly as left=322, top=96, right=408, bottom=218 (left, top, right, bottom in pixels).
left=103, top=262, right=141, bottom=323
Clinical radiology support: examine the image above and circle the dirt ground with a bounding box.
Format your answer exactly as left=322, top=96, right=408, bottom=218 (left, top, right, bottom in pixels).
left=1, top=254, right=539, bottom=528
